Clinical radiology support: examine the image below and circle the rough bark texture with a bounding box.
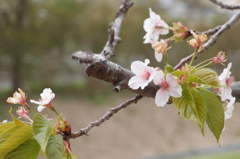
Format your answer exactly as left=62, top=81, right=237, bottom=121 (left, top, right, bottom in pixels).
left=71, top=51, right=240, bottom=102
left=71, top=51, right=159, bottom=98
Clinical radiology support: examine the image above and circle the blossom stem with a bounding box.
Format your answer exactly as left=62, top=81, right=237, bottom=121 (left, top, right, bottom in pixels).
left=52, top=108, right=64, bottom=121
left=189, top=49, right=198, bottom=66
left=164, top=53, right=169, bottom=65
left=194, top=59, right=210, bottom=68
left=196, top=62, right=212, bottom=70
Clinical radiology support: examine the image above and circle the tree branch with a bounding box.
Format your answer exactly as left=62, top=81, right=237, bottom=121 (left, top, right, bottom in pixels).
left=210, top=0, right=240, bottom=10
left=174, top=11, right=240, bottom=70
left=71, top=51, right=158, bottom=97
left=101, top=0, right=133, bottom=60
left=66, top=94, right=143, bottom=139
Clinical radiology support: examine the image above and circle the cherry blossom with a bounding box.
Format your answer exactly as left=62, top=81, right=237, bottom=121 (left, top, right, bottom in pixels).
left=209, top=51, right=227, bottom=65
left=16, top=106, right=30, bottom=120
left=225, top=97, right=235, bottom=120
left=223, top=97, right=235, bottom=132
left=30, top=88, right=55, bottom=112
left=172, top=22, right=189, bottom=42
left=218, top=63, right=234, bottom=101
left=128, top=59, right=155, bottom=90
left=143, top=8, right=169, bottom=44
left=152, top=40, right=171, bottom=62
left=153, top=71, right=182, bottom=107
left=2, top=120, right=7, bottom=123
left=6, top=88, right=30, bottom=108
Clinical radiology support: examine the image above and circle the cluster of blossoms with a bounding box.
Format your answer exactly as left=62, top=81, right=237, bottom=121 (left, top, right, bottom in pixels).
left=128, top=59, right=182, bottom=107
left=5, top=88, right=72, bottom=152
left=129, top=8, right=235, bottom=132
left=6, top=88, right=56, bottom=119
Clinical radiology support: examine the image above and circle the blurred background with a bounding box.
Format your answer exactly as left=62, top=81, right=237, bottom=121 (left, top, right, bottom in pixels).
left=1, top=0, right=240, bottom=158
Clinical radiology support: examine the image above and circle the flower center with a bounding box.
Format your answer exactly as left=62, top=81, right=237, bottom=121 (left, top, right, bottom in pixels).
left=143, top=71, right=150, bottom=80
left=155, top=20, right=164, bottom=28
left=226, top=76, right=234, bottom=86
left=160, top=80, right=169, bottom=90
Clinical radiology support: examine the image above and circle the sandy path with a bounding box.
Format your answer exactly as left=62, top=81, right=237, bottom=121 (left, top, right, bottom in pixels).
left=38, top=95, right=240, bottom=159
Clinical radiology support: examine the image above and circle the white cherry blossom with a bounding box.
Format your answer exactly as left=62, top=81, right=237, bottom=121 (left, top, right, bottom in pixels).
left=128, top=59, right=155, bottom=90
left=223, top=97, right=235, bottom=132
left=225, top=97, right=235, bottom=120
left=30, top=88, right=55, bottom=112
left=153, top=71, right=182, bottom=107
left=143, top=8, right=169, bottom=44
left=218, top=63, right=234, bottom=101
left=2, top=120, right=7, bottom=123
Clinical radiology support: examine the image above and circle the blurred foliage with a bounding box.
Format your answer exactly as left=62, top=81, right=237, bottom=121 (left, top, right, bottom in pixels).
left=0, top=0, right=239, bottom=99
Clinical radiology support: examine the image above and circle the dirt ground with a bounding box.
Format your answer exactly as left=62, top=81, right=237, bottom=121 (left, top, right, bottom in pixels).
left=37, top=95, right=240, bottom=159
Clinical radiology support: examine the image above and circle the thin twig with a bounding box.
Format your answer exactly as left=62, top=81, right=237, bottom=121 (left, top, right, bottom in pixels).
left=174, top=11, right=240, bottom=70
left=209, top=0, right=240, bottom=10
left=196, top=25, right=222, bottom=36
left=101, top=0, right=134, bottom=60
left=66, top=95, right=143, bottom=139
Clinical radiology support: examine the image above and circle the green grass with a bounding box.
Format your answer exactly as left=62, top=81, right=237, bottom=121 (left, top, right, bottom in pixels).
left=178, top=150, right=240, bottom=159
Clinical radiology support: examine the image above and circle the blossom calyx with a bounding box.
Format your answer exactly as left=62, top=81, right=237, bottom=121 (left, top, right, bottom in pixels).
left=172, top=22, right=189, bottom=42
left=55, top=118, right=72, bottom=135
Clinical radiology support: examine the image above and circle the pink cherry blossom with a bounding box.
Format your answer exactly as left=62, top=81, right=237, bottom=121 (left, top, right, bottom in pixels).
left=143, top=8, right=169, bottom=44
left=30, top=88, right=55, bottom=112
left=153, top=71, right=182, bottom=107
left=128, top=59, right=155, bottom=90
left=218, top=63, right=234, bottom=101
left=16, top=106, right=30, bottom=119
left=6, top=88, right=30, bottom=108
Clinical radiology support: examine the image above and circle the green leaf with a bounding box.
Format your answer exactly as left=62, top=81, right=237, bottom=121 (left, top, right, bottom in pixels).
left=172, top=84, right=207, bottom=130
left=191, top=68, right=220, bottom=87
left=32, top=114, right=58, bottom=153
left=191, top=87, right=207, bottom=131
left=62, top=151, right=77, bottom=159
left=0, top=125, right=33, bottom=157
left=172, top=70, right=185, bottom=78
left=4, top=139, right=40, bottom=159
left=0, top=123, right=15, bottom=135
left=172, top=86, right=198, bottom=122
left=46, top=134, right=64, bottom=159
left=199, top=89, right=224, bottom=144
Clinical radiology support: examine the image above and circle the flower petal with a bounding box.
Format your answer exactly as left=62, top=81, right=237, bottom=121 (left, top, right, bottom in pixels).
left=168, top=84, right=182, bottom=98
left=130, top=61, right=146, bottom=75
left=154, top=51, right=163, bottom=62
left=30, top=99, right=42, bottom=105
left=155, top=89, right=169, bottom=107
left=153, top=70, right=164, bottom=85
left=220, top=86, right=233, bottom=101
left=166, top=74, right=178, bottom=87
left=37, top=106, right=46, bottom=112
left=128, top=76, right=147, bottom=90
left=225, top=97, right=235, bottom=120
